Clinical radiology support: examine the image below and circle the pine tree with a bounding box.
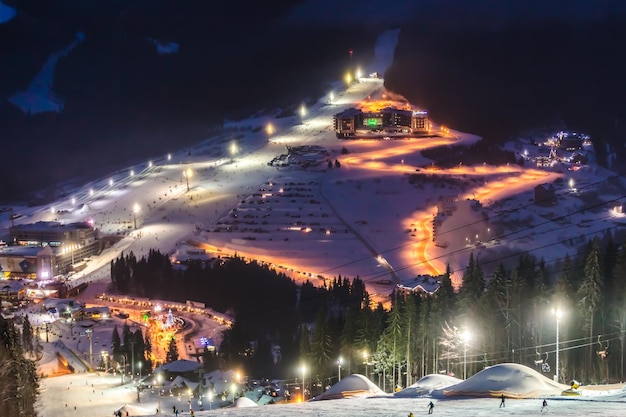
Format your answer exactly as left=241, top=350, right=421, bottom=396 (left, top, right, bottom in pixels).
left=166, top=337, right=179, bottom=363
left=310, top=306, right=333, bottom=368
left=578, top=238, right=603, bottom=380
left=21, top=314, right=34, bottom=353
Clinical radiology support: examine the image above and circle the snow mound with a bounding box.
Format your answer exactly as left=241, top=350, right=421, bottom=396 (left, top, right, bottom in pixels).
left=441, top=363, right=568, bottom=399
left=395, top=374, right=462, bottom=397
left=312, top=374, right=386, bottom=401
left=233, top=396, right=258, bottom=408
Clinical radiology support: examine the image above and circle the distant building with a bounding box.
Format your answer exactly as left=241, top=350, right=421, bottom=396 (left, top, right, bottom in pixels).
left=333, top=107, right=429, bottom=138
left=0, top=280, right=26, bottom=302
left=8, top=221, right=99, bottom=275
left=534, top=183, right=557, bottom=206
left=397, top=274, right=444, bottom=296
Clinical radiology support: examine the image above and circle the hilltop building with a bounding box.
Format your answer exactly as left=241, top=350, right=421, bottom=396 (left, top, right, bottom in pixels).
left=333, top=107, right=429, bottom=138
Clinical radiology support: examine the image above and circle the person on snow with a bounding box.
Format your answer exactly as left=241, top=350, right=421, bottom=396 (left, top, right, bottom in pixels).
left=540, top=399, right=548, bottom=413
left=499, top=393, right=505, bottom=408
left=427, top=401, right=435, bottom=414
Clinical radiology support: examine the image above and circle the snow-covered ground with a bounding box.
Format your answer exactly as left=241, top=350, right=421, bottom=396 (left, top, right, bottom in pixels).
left=37, top=365, right=626, bottom=417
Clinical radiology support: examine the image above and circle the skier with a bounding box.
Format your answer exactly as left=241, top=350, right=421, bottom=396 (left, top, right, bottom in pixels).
left=427, top=401, right=435, bottom=414
left=499, top=393, right=505, bottom=408
left=540, top=399, right=548, bottom=413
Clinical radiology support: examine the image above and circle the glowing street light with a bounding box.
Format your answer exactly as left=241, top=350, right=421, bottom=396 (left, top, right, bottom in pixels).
left=460, top=329, right=471, bottom=380
left=167, top=153, right=172, bottom=162
left=299, top=104, right=307, bottom=120
left=265, top=123, right=275, bottom=142
left=109, top=178, right=114, bottom=187
left=345, top=72, right=352, bottom=85
left=230, top=383, right=237, bottom=405
left=148, top=160, right=153, bottom=168
left=363, top=351, right=369, bottom=379
left=337, top=356, right=343, bottom=381
left=230, top=142, right=238, bottom=163
left=183, top=167, right=193, bottom=192
left=130, top=169, right=135, bottom=177
left=553, top=308, right=563, bottom=383
left=300, top=364, right=306, bottom=401
left=71, top=197, right=76, bottom=205
left=207, top=390, right=214, bottom=410
left=132, top=203, right=140, bottom=229
left=355, top=68, right=362, bottom=79
left=329, top=91, right=335, bottom=104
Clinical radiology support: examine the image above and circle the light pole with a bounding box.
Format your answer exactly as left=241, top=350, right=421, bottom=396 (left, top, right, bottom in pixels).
left=138, top=361, right=142, bottom=381
left=362, top=351, right=369, bottom=379
left=184, top=167, right=193, bottom=192
left=337, top=357, right=343, bottom=381
left=156, top=373, right=162, bottom=414
left=230, top=142, right=238, bottom=163
left=553, top=308, right=563, bottom=383
left=230, top=383, right=237, bottom=405
left=300, top=365, right=306, bottom=401
left=266, top=123, right=274, bottom=143
left=299, top=103, right=307, bottom=123
left=132, top=203, right=140, bottom=230
left=460, top=330, right=471, bottom=380
left=86, top=328, right=93, bottom=371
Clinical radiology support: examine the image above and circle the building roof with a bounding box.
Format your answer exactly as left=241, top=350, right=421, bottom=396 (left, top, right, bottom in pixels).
left=334, top=108, right=363, bottom=118
left=156, top=359, right=201, bottom=374
left=11, top=221, right=93, bottom=232
left=0, top=245, right=57, bottom=257
left=0, top=280, right=26, bottom=292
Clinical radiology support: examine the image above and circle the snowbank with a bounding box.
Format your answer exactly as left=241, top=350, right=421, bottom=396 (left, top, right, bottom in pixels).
left=440, top=363, right=568, bottom=399
left=312, top=374, right=386, bottom=401
left=233, top=396, right=258, bottom=408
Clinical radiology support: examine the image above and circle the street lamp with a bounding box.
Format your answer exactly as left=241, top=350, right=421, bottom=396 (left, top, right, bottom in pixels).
left=362, top=351, right=369, bottom=379
left=183, top=167, right=193, bottom=192
left=553, top=308, right=563, bottom=383
left=300, top=364, right=306, bottom=401
left=132, top=203, right=140, bottom=230
left=460, top=330, right=471, bottom=380
left=265, top=123, right=275, bottom=142
left=329, top=91, right=334, bottom=104
left=230, top=142, right=238, bottom=163
left=207, top=390, right=213, bottom=410
left=101, top=351, right=109, bottom=372
left=337, top=357, right=343, bottom=381
left=156, top=373, right=162, bottom=414
left=230, top=383, right=237, bottom=405
left=138, top=361, right=142, bottom=380
left=86, top=328, right=93, bottom=370
left=299, top=104, right=307, bottom=121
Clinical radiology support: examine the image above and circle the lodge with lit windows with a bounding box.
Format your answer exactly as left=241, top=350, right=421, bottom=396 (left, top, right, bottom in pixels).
left=333, top=107, right=429, bottom=138
left=0, top=221, right=99, bottom=279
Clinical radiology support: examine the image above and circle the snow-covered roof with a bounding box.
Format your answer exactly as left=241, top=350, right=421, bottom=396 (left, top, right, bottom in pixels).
left=157, top=359, right=201, bottom=374
left=233, top=396, right=258, bottom=408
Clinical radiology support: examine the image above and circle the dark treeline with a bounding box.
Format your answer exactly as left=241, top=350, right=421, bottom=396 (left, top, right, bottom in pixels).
left=110, top=232, right=626, bottom=387
left=0, top=315, right=39, bottom=417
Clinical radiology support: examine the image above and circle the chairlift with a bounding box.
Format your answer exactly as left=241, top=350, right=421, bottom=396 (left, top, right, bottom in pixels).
left=534, top=348, right=551, bottom=373
left=596, top=335, right=609, bottom=360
